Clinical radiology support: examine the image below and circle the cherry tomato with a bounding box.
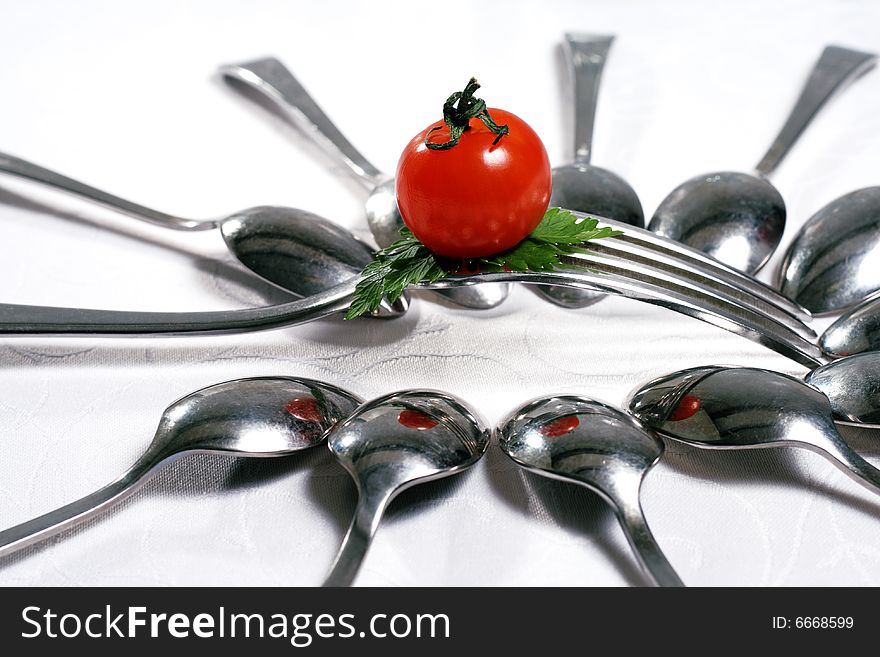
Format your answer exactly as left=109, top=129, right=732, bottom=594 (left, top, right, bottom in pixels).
left=395, top=108, right=552, bottom=258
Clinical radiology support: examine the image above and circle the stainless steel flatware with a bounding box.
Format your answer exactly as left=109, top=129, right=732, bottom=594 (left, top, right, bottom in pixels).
left=0, top=151, right=408, bottom=317
left=322, top=390, right=489, bottom=586
left=0, top=377, right=361, bottom=559
left=220, top=57, right=510, bottom=310
left=649, top=45, right=877, bottom=273
left=629, top=366, right=880, bottom=496
left=0, top=211, right=827, bottom=367
left=807, top=352, right=880, bottom=427
left=498, top=395, right=684, bottom=586
left=821, top=295, right=880, bottom=357
left=778, top=187, right=880, bottom=315
left=540, top=34, right=644, bottom=309
left=550, top=34, right=644, bottom=227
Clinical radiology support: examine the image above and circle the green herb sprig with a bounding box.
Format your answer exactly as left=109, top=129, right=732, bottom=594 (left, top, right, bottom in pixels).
left=344, top=208, right=623, bottom=319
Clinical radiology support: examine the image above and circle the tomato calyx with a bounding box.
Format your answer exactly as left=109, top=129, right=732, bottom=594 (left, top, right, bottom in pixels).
left=425, top=77, right=510, bottom=151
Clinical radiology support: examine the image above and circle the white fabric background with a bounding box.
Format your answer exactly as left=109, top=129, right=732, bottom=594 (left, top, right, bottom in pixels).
left=0, top=0, right=878, bottom=586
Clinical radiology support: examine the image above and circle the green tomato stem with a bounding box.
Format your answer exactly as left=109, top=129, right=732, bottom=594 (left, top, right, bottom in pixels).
left=424, top=77, right=510, bottom=151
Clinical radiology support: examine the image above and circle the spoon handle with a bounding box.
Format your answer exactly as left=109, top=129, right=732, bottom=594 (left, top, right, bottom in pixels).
left=808, top=430, right=880, bottom=498
left=323, top=487, right=391, bottom=587
left=565, top=33, right=614, bottom=166
left=220, top=58, right=385, bottom=190
left=614, top=491, right=685, bottom=587
left=0, top=458, right=156, bottom=559
left=754, top=45, right=877, bottom=176
left=0, top=150, right=214, bottom=231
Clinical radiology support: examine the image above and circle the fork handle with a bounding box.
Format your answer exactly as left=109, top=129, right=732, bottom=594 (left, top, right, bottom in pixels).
left=755, top=45, right=877, bottom=176
left=221, top=58, right=385, bottom=190
left=0, top=279, right=354, bottom=335
left=565, top=33, right=615, bottom=166
left=0, top=150, right=214, bottom=231
left=0, top=269, right=826, bottom=368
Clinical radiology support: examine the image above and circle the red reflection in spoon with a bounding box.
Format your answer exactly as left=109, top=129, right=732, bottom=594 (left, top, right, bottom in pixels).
left=669, top=394, right=701, bottom=421
left=286, top=397, right=323, bottom=423
left=539, top=415, right=580, bottom=437
left=398, top=409, right=438, bottom=430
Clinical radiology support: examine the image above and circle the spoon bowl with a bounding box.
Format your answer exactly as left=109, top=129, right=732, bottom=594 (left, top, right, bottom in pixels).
left=219, top=204, right=405, bottom=319
left=323, top=389, right=489, bottom=586
left=628, top=366, right=880, bottom=496
left=363, top=178, right=403, bottom=250
left=778, top=186, right=880, bottom=315
left=0, top=377, right=363, bottom=559
left=806, top=352, right=880, bottom=428
left=649, top=171, right=784, bottom=274
left=498, top=394, right=683, bottom=586
left=648, top=45, right=876, bottom=273
left=820, top=294, right=880, bottom=357
left=550, top=164, right=644, bottom=228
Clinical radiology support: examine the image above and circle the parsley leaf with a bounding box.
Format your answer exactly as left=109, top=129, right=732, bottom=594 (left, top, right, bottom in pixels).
left=344, top=209, right=623, bottom=319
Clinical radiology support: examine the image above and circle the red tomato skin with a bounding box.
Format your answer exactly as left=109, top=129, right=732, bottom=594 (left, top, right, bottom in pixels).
left=395, top=108, right=552, bottom=258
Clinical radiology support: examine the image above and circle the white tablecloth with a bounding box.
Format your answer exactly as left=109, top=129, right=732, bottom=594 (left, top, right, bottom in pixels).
left=1, top=0, right=878, bottom=586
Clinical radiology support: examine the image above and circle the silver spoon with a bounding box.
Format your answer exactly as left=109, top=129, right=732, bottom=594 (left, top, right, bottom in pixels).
left=538, top=33, right=645, bottom=309
left=0, top=377, right=362, bottom=559
left=498, top=395, right=683, bottom=586
left=628, top=366, right=880, bottom=497
left=0, top=151, right=407, bottom=317
left=807, top=352, right=880, bottom=428
left=219, top=57, right=510, bottom=310
left=322, top=389, right=489, bottom=586
left=778, top=186, right=880, bottom=315
left=821, top=294, right=880, bottom=358
left=649, top=45, right=877, bottom=274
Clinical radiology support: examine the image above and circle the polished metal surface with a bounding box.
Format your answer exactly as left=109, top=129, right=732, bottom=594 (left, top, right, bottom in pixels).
left=629, top=366, right=880, bottom=496
left=322, top=390, right=489, bottom=586
left=807, top=353, right=880, bottom=427
left=548, top=34, right=643, bottom=225
left=0, top=377, right=362, bottom=559
left=220, top=57, right=510, bottom=310
left=498, top=395, right=683, bottom=586
left=649, top=45, right=877, bottom=274
left=551, top=165, right=644, bottom=228
left=754, top=46, right=877, bottom=176
left=821, top=294, right=880, bottom=357
left=218, top=205, right=377, bottom=297
left=0, top=150, right=213, bottom=231
left=540, top=33, right=644, bottom=309
left=363, top=178, right=405, bottom=250
left=778, top=187, right=880, bottom=315
left=650, top=172, right=785, bottom=273
left=0, top=150, right=408, bottom=318
left=0, top=212, right=827, bottom=367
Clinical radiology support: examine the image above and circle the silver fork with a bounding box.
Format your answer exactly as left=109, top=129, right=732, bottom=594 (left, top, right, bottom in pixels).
left=0, top=214, right=827, bottom=368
